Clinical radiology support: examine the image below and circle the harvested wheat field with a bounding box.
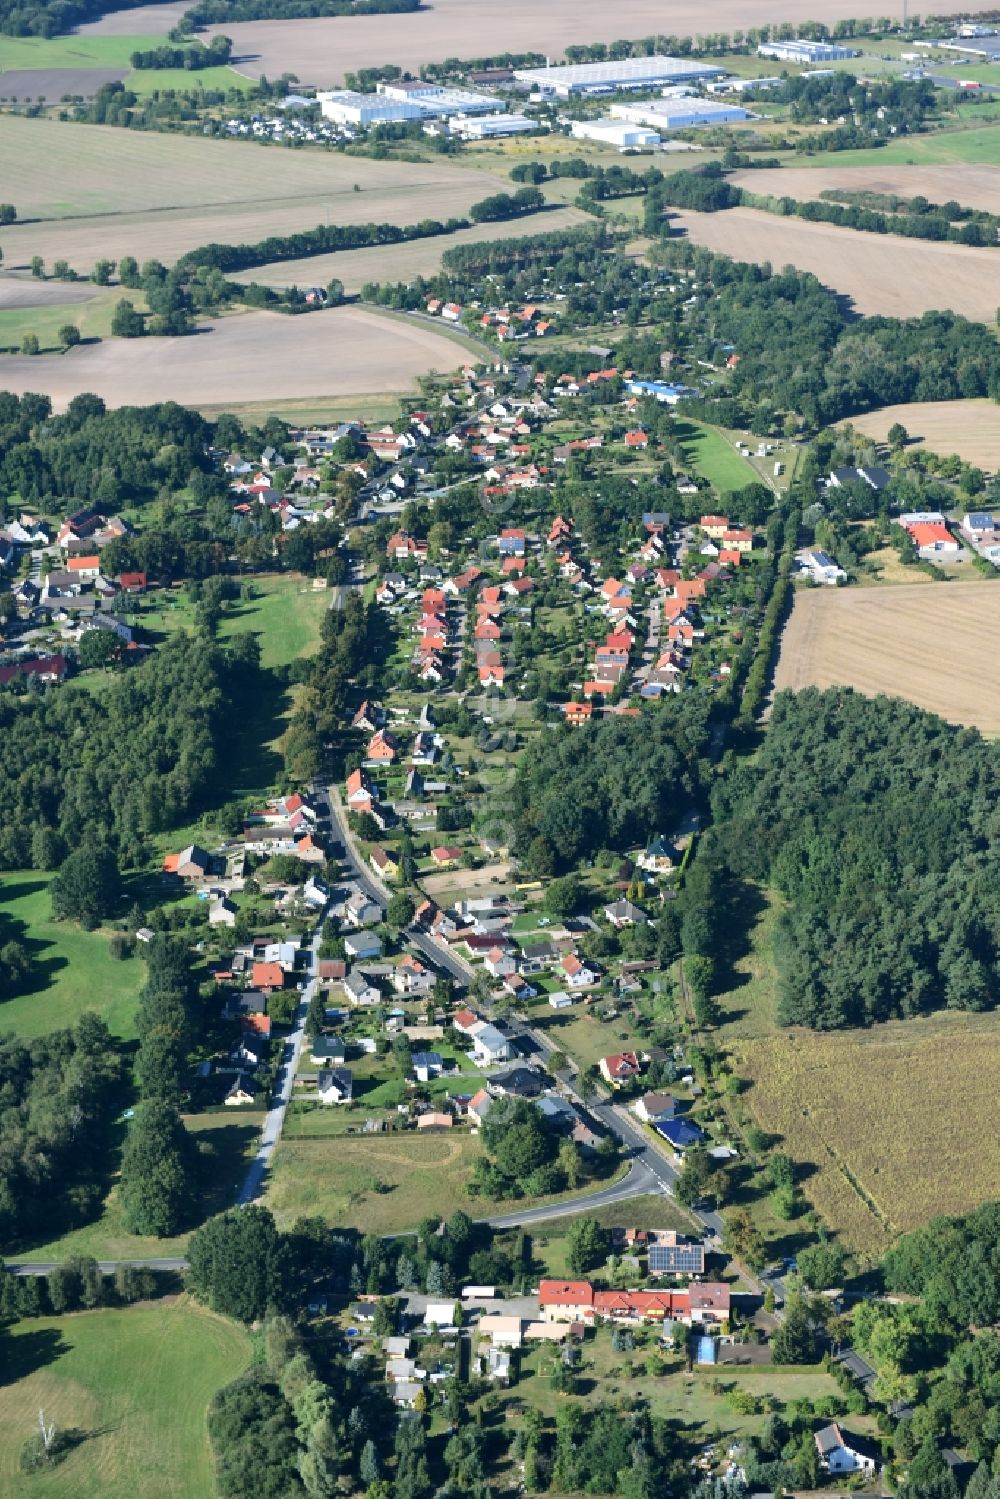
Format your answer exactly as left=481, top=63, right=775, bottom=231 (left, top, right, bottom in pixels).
left=0, top=275, right=95, bottom=308
left=0, top=306, right=473, bottom=411
left=170, top=0, right=971, bottom=84
left=731, top=163, right=1000, bottom=215
left=670, top=206, right=1000, bottom=321
left=0, top=114, right=506, bottom=274
left=847, top=399, right=1000, bottom=470
left=734, top=1012, right=1000, bottom=1255
left=773, top=581, right=1000, bottom=734
left=231, top=205, right=589, bottom=294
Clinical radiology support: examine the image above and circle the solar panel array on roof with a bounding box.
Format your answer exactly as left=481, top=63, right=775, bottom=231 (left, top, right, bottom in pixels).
left=649, top=1244, right=705, bottom=1274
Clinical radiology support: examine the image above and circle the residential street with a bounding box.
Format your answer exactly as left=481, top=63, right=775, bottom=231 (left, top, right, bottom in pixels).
left=237, top=920, right=324, bottom=1206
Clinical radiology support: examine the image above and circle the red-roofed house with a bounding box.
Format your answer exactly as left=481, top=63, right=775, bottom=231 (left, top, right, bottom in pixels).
left=67, top=554, right=101, bottom=578
left=346, top=768, right=376, bottom=814
left=252, top=962, right=285, bottom=992
left=430, top=846, right=463, bottom=868
left=593, top=1289, right=688, bottom=1323
left=367, top=729, right=399, bottom=764
left=600, top=1051, right=642, bottom=1086
left=700, top=515, right=729, bottom=539
left=539, top=1280, right=595, bottom=1322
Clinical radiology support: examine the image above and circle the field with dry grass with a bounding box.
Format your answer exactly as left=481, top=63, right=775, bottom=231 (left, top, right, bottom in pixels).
left=712, top=888, right=1000, bottom=1255
left=669, top=206, right=1000, bottom=321
left=732, top=1013, right=1000, bottom=1255
left=0, top=114, right=507, bottom=273
left=99, top=0, right=970, bottom=85
left=773, top=581, right=1000, bottom=733
left=847, top=399, right=1000, bottom=470
left=0, top=305, right=473, bottom=410
left=732, top=163, right=1000, bottom=216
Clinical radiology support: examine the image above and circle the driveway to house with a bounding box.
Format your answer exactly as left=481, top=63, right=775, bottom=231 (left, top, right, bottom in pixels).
left=237, top=920, right=324, bottom=1205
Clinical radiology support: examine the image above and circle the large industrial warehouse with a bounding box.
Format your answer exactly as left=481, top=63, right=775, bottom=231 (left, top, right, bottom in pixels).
left=611, top=98, right=752, bottom=129
left=514, top=55, right=723, bottom=97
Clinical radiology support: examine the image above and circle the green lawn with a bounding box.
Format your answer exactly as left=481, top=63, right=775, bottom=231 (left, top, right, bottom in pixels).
left=14, top=1111, right=265, bottom=1263
left=215, top=573, right=330, bottom=671
left=0, top=33, right=159, bottom=69
left=675, top=419, right=761, bottom=495
left=0, top=874, right=143, bottom=1040
left=0, top=285, right=143, bottom=355
left=0, top=1299, right=250, bottom=1499
left=793, top=121, right=1000, bottom=168
left=126, top=65, right=254, bottom=96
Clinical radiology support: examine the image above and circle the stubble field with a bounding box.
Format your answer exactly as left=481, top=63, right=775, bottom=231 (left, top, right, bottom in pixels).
left=715, top=892, right=1000, bottom=1256
left=846, top=398, right=1000, bottom=469
left=731, top=162, right=1000, bottom=215
left=772, top=581, right=1000, bottom=734
left=733, top=1012, right=1000, bottom=1255
left=0, top=115, right=508, bottom=273
left=0, top=305, right=474, bottom=410
left=87, top=0, right=972, bottom=85
left=669, top=206, right=1000, bottom=321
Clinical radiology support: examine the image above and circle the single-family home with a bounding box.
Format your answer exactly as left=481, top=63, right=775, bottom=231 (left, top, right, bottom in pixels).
left=814, top=1424, right=882, bottom=1475
left=317, top=1067, right=353, bottom=1103
left=479, top=1314, right=523, bottom=1348
left=561, top=954, right=597, bottom=989
left=392, top=954, right=435, bottom=996
left=412, top=1050, right=444, bottom=1082
left=346, top=768, right=377, bottom=814
left=656, top=1118, right=706, bottom=1151
left=370, top=845, right=400, bottom=882
left=604, top=898, right=649, bottom=929
left=225, top=1074, right=256, bottom=1106
left=638, top=835, right=679, bottom=875
left=172, top=844, right=212, bottom=880
left=483, top=946, right=517, bottom=979
left=430, top=846, right=463, bottom=868
left=251, top=961, right=285, bottom=992
left=367, top=729, right=400, bottom=764
left=310, top=1035, right=347, bottom=1066
left=648, top=1234, right=707, bottom=1278
left=467, top=1087, right=493, bottom=1125
left=345, top=968, right=382, bottom=1005
left=633, top=1091, right=675, bottom=1125
left=208, top=896, right=238, bottom=928
left=345, top=890, right=382, bottom=928
left=600, top=1051, right=642, bottom=1087
left=489, top=1066, right=544, bottom=1099
left=469, top=1021, right=512, bottom=1066
left=538, top=1280, right=595, bottom=1323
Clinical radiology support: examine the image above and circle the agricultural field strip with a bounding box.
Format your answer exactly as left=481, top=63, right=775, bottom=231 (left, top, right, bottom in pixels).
left=0, top=305, right=478, bottom=411
left=730, top=163, right=1000, bottom=216
left=773, top=582, right=1000, bottom=735
left=846, top=399, right=1000, bottom=470
left=669, top=206, right=1000, bottom=322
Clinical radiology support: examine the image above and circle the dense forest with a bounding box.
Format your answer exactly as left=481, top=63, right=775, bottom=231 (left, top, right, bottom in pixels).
left=0, top=392, right=215, bottom=511
left=0, top=1016, right=122, bottom=1245
left=511, top=701, right=711, bottom=876
left=0, top=633, right=243, bottom=869
left=709, top=688, right=1000, bottom=1028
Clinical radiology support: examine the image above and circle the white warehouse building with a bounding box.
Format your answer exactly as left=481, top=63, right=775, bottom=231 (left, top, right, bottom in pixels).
left=317, top=90, right=423, bottom=126
left=317, top=82, right=501, bottom=126
left=454, top=113, right=537, bottom=139
left=571, top=117, right=660, bottom=147
left=514, top=55, right=722, bottom=97
left=757, top=39, right=860, bottom=62
left=612, top=98, right=751, bottom=129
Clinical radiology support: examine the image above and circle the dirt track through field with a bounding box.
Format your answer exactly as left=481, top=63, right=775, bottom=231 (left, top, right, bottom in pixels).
left=774, top=581, right=1000, bottom=734
left=88, top=0, right=970, bottom=84
left=847, top=399, right=1000, bottom=469
left=732, top=163, right=1000, bottom=216
left=0, top=305, right=472, bottom=411
left=669, top=206, right=1000, bottom=321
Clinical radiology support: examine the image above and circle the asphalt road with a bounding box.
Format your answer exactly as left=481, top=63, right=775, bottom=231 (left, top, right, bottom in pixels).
left=9, top=1257, right=189, bottom=1276
left=237, top=921, right=325, bottom=1206
left=485, top=1158, right=667, bottom=1229
left=321, top=780, right=473, bottom=988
